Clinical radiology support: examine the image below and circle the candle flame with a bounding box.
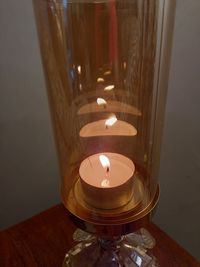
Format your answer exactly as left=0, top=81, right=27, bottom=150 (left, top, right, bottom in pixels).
left=105, top=115, right=117, bottom=127
left=97, top=98, right=107, bottom=106
left=99, top=155, right=110, bottom=170
left=101, top=179, right=110, bottom=188
left=104, top=85, right=115, bottom=91
left=77, top=65, right=81, bottom=74
left=97, top=77, right=105, bottom=82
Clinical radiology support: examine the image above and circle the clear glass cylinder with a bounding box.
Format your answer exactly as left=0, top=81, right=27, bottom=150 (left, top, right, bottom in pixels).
left=33, top=0, right=174, bottom=232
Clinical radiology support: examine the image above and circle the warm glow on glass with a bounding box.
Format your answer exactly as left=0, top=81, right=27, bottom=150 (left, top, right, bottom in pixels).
left=77, top=65, right=81, bottom=74
left=77, top=101, right=142, bottom=116
left=105, top=115, right=117, bottom=127
left=97, top=98, right=107, bottom=106
left=97, top=77, right=105, bottom=82
left=104, top=85, right=115, bottom=91
left=103, top=70, right=111, bottom=76
left=79, top=119, right=137, bottom=137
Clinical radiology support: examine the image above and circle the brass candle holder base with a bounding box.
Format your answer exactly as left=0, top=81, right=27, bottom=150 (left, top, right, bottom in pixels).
left=63, top=228, right=159, bottom=267
left=62, top=183, right=159, bottom=236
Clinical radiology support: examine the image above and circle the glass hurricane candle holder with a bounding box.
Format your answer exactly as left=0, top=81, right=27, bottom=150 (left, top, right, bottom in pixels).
left=33, top=0, right=175, bottom=266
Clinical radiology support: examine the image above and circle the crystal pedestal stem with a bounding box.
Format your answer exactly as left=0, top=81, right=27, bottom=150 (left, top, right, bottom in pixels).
left=63, top=228, right=159, bottom=267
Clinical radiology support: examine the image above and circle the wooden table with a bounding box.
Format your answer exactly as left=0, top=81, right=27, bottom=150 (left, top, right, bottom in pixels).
left=0, top=204, right=199, bottom=267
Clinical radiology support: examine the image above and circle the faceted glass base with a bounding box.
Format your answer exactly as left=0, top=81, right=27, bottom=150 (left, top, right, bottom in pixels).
left=63, top=228, right=159, bottom=267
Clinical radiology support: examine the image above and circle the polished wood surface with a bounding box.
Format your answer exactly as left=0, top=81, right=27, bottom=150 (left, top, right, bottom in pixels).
left=0, top=204, right=199, bottom=267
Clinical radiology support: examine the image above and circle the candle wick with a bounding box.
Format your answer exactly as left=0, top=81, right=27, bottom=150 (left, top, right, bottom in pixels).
left=106, top=166, right=109, bottom=174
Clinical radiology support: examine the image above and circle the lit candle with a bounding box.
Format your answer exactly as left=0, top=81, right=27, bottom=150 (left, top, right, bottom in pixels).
left=79, top=152, right=135, bottom=209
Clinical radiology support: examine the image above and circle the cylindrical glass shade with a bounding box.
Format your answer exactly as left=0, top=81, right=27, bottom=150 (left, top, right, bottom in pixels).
left=33, top=0, right=174, bottom=231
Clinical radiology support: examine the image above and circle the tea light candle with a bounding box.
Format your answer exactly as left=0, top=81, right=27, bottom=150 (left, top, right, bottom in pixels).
left=79, top=152, right=135, bottom=209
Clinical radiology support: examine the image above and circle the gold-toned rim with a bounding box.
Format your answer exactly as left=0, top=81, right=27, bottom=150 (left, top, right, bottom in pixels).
left=62, top=185, right=160, bottom=235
